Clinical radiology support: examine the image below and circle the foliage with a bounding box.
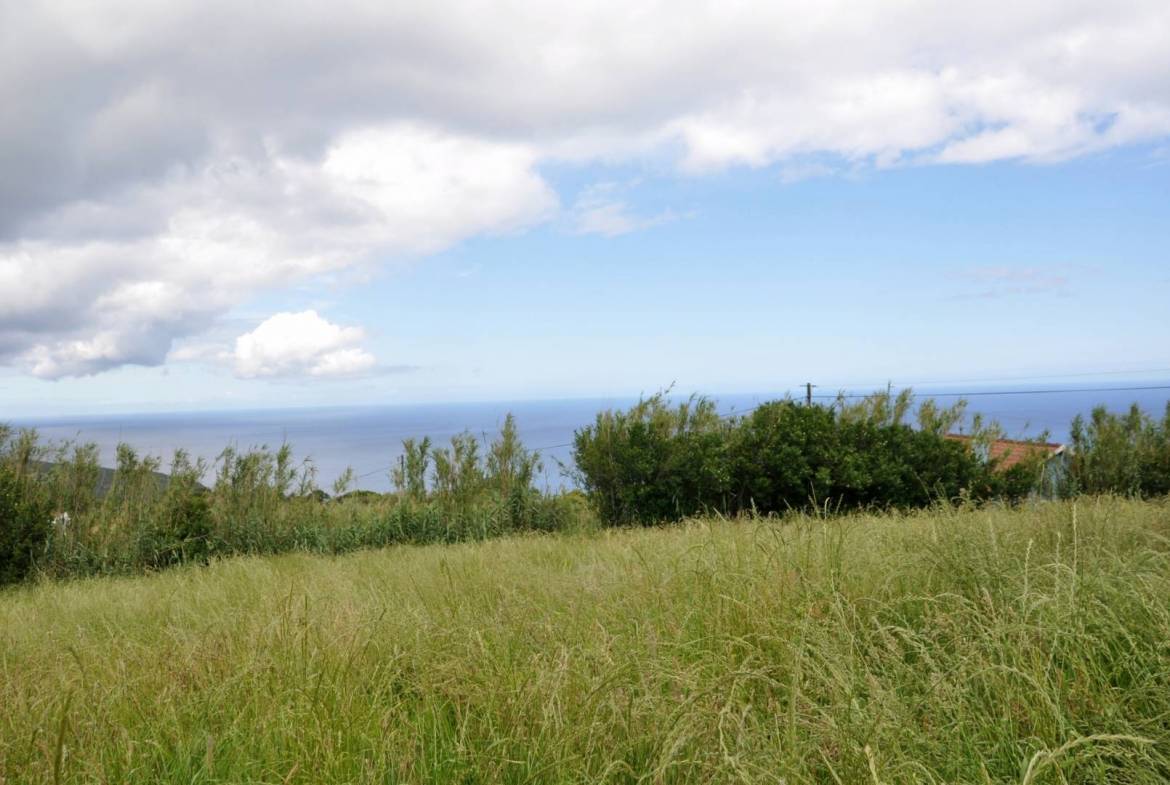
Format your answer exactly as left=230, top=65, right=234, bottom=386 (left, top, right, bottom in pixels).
left=2, top=394, right=1167, bottom=582
left=391, top=437, right=431, bottom=501
left=576, top=390, right=1059, bottom=525
left=0, top=465, right=52, bottom=585
left=432, top=432, right=485, bottom=504
left=0, top=415, right=584, bottom=582
left=727, top=400, right=840, bottom=514
left=570, top=394, right=732, bottom=525
left=0, top=429, right=54, bottom=584
left=1068, top=403, right=1170, bottom=497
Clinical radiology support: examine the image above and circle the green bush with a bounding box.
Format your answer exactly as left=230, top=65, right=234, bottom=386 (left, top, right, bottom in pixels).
left=1069, top=403, right=1170, bottom=497
left=834, top=418, right=980, bottom=508
left=572, top=394, right=731, bottom=525
left=141, top=492, right=214, bottom=568
left=575, top=392, right=1048, bottom=526
left=726, top=400, right=990, bottom=513
left=0, top=466, right=52, bottom=585
left=728, top=401, right=839, bottom=513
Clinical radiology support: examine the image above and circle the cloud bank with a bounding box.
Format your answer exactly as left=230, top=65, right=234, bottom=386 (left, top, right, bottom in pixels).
left=1, top=125, right=554, bottom=377
left=2, top=0, right=1168, bottom=376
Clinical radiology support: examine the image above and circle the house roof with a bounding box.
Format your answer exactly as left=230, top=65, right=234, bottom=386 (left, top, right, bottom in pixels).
left=945, top=434, right=1065, bottom=470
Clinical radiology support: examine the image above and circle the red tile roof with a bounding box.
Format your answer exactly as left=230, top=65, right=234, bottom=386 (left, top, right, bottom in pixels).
left=945, top=434, right=1065, bottom=470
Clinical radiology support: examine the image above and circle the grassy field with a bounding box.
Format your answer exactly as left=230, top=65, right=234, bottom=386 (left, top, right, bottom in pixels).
left=2, top=499, right=1170, bottom=783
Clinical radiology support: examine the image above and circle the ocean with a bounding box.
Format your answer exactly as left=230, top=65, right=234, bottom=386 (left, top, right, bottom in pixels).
left=11, top=385, right=1170, bottom=492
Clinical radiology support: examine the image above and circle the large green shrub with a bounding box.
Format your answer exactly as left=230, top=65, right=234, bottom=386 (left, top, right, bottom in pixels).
left=728, top=401, right=839, bottom=512
left=574, top=392, right=1047, bottom=526
left=0, top=466, right=52, bottom=585
left=727, top=400, right=984, bottom=513
left=572, top=395, right=731, bottom=525
left=835, top=419, right=981, bottom=508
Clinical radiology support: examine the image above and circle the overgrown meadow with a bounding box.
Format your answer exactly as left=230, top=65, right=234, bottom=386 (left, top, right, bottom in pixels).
left=3, top=499, right=1170, bottom=783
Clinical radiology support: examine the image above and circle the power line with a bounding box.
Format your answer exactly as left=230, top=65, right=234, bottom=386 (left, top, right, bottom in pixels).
left=812, top=384, right=1170, bottom=399
left=900, top=368, right=1170, bottom=386
left=533, top=441, right=576, bottom=451
left=812, top=367, right=1170, bottom=390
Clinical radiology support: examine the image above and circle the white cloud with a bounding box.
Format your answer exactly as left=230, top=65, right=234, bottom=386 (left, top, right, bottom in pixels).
left=0, top=124, right=554, bottom=377
left=233, top=311, right=376, bottom=379
left=573, top=201, right=645, bottom=237
left=2, top=0, right=1169, bottom=376
left=571, top=182, right=678, bottom=237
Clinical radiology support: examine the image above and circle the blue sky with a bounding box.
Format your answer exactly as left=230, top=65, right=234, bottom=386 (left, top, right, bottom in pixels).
left=6, top=146, right=1168, bottom=417
left=2, top=2, right=1169, bottom=416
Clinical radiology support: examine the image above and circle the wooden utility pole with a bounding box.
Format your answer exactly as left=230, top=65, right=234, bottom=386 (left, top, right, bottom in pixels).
left=805, top=382, right=815, bottom=406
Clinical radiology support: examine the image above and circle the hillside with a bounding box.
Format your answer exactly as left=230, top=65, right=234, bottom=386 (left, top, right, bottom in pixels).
left=31, top=460, right=199, bottom=499
left=3, top=499, right=1170, bottom=783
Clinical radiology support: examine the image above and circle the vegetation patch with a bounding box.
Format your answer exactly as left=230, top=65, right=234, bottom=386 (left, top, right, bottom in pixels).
left=2, top=498, right=1169, bottom=782
left=2, top=393, right=1168, bottom=584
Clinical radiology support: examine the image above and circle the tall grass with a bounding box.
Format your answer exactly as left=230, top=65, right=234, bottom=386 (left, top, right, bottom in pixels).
left=3, top=497, right=1169, bottom=783
left=1, top=417, right=590, bottom=583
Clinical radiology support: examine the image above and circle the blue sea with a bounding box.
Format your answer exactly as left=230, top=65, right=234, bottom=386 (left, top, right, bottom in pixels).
left=12, top=385, right=1170, bottom=492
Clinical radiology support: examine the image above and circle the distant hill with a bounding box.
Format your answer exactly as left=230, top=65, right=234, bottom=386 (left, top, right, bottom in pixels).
left=31, top=461, right=207, bottom=498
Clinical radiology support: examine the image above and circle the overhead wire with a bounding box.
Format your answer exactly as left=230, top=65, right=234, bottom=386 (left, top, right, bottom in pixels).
left=811, top=384, right=1170, bottom=399
left=812, top=367, right=1170, bottom=390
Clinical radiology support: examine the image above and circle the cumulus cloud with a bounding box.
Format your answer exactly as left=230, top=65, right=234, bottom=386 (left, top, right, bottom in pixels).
left=0, top=124, right=554, bottom=377
left=2, top=0, right=1169, bottom=376
left=233, top=311, right=376, bottom=379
